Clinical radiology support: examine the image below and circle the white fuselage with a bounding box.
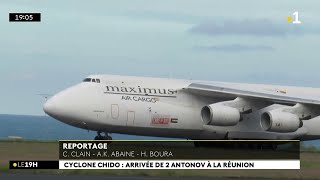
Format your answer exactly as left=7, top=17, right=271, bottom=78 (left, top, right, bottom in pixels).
left=43, top=75, right=320, bottom=140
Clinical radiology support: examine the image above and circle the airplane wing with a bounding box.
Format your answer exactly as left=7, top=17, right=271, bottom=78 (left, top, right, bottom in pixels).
left=186, top=82, right=320, bottom=106
left=186, top=82, right=320, bottom=139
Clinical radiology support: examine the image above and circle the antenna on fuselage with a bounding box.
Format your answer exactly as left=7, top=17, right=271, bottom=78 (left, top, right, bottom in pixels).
left=37, top=93, right=51, bottom=102
left=36, top=93, right=52, bottom=116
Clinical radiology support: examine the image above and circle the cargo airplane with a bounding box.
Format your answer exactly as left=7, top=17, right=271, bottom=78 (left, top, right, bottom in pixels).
left=43, top=75, right=320, bottom=145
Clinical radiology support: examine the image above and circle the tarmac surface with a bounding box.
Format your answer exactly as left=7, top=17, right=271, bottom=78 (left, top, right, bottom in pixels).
left=1, top=173, right=267, bottom=180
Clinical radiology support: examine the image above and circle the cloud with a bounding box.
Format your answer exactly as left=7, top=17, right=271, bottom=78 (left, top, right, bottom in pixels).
left=194, top=44, right=275, bottom=52
left=189, top=19, right=304, bottom=37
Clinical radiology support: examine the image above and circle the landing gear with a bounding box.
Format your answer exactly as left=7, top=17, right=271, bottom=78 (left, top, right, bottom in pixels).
left=94, top=131, right=112, bottom=140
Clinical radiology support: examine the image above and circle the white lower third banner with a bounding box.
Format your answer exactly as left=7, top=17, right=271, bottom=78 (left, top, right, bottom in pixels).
left=59, top=160, right=300, bottom=169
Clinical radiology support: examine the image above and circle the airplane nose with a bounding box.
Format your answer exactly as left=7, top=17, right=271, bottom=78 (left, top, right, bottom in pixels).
left=43, top=84, right=93, bottom=126
left=43, top=84, right=86, bottom=124
left=43, top=96, right=60, bottom=117
left=43, top=88, right=75, bottom=120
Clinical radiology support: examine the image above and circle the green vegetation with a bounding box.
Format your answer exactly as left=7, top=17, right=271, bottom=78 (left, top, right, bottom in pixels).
left=0, top=140, right=320, bottom=179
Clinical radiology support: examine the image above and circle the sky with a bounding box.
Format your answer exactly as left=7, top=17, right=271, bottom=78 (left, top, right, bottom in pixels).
left=0, top=0, right=320, bottom=115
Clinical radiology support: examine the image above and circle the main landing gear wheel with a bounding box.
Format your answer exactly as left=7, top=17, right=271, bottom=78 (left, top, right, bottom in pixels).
left=94, top=131, right=112, bottom=140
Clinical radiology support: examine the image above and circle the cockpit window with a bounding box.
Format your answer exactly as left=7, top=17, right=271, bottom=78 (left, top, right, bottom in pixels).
left=83, top=78, right=101, bottom=83
left=83, top=78, right=91, bottom=82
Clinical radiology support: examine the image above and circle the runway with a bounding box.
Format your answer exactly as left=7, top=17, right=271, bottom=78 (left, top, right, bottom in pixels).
left=2, top=173, right=265, bottom=180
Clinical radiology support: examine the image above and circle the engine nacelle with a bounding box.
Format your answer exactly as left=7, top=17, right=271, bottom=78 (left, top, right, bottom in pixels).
left=201, top=104, right=241, bottom=126
left=261, top=110, right=302, bottom=133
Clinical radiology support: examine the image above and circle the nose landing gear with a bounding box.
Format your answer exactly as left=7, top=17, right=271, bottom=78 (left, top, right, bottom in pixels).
left=94, top=131, right=112, bottom=140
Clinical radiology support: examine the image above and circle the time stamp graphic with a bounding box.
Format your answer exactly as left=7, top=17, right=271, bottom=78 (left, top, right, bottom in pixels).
left=9, top=13, right=41, bottom=22
left=8, top=12, right=301, bottom=24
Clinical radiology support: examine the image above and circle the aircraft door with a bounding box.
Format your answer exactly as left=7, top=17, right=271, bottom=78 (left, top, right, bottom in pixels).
left=111, top=104, right=119, bottom=119
left=127, top=111, right=135, bottom=126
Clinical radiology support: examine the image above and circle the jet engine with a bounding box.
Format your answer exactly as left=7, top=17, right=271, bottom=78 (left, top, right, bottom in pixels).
left=261, top=110, right=302, bottom=133
left=201, top=104, right=241, bottom=126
